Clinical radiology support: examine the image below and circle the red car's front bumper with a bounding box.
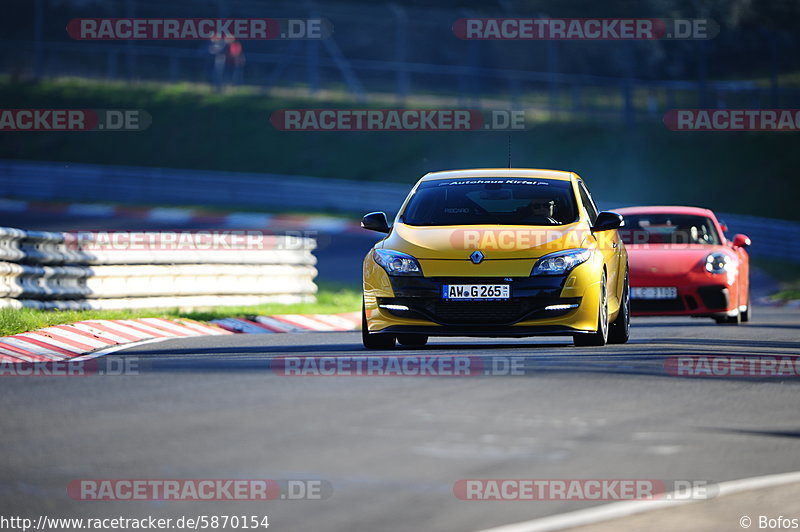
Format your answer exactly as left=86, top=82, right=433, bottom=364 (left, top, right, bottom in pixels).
left=630, top=270, right=740, bottom=317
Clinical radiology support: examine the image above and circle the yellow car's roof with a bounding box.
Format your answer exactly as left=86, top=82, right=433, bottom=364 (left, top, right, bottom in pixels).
left=420, top=168, right=577, bottom=182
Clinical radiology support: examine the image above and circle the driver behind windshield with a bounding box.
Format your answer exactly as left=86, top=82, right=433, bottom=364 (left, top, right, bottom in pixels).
left=516, top=198, right=557, bottom=224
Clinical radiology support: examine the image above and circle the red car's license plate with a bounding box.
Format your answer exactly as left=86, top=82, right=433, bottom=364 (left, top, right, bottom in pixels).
left=631, top=287, right=678, bottom=300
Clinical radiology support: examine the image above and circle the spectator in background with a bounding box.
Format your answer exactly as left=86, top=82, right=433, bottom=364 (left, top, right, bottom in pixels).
left=225, top=36, right=245, bottom=87
left=646, top=88, right=659, bottom=118
left=208, top=33, right=227, bottom=91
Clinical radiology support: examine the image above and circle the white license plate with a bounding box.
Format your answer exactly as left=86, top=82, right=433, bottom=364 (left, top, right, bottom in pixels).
left=442, top=284, right=510, bottom=300
left=631, top=287, right=678, bottom=300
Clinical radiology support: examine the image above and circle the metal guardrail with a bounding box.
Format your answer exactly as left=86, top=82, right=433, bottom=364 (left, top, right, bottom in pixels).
left=718, top=213, right=800, bottom=263
left=0, top=160, right=410, bottom=216
left=599, top=202, right=800, bottom=263
left=1, top=160, right=798, bottom=263
left=0, top=226, right=318, bottom=310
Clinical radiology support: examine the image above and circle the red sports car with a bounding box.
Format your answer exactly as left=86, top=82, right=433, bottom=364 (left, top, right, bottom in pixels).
left=615, top=206, right=751, bottom=324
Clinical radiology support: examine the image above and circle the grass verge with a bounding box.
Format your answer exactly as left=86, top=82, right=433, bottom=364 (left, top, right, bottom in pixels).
left=771, top=289, right=800, bottom=301
left=2, top=77, right=800, bottom=220
left=0, top=283, right=361, bottom=337
left=752, top=258, right=800, bottom=302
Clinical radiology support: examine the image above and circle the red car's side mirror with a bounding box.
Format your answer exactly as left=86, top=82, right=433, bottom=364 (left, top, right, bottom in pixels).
left=732, top=234, right=751, bottom=248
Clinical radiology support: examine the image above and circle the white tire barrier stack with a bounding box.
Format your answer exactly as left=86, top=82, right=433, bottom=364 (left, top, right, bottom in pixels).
left=0, top=227, right=317, bottom=310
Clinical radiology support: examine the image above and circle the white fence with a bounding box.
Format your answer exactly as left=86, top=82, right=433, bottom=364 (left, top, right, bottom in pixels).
left=0, top=227, right=317, bottom=310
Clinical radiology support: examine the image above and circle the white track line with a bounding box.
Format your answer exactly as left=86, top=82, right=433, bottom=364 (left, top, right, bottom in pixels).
left=477, top=471, right=800, bottom=532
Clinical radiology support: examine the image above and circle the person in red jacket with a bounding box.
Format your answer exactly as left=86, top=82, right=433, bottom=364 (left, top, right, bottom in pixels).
left=225, top=36, right=246, bottom=86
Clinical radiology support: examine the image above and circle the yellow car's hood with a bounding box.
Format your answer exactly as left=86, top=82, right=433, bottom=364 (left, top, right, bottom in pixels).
left=381, top=222, right=591, bottom=260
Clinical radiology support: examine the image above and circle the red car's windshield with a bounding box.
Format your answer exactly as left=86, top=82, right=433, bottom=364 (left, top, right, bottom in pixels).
left=620, top=213, right=721, bottom=245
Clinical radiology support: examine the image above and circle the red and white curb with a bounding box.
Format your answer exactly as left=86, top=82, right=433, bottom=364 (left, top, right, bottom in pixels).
left=0, top=318, right=229, bottom=363
left=0, top=199, right=365, bottom=234
left=0, top=313, right=361, bottom=362
left=210, top=312, right=360, bottom=334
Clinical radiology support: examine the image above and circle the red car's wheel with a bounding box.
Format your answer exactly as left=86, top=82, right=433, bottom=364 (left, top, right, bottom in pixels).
left=714, top=286, right=742, bottom=325
left=741, top=277, right=751, bottom=322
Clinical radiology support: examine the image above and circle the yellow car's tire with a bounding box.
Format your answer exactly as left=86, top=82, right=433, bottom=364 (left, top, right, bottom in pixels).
left=608, top=271, right=630, bottom=344
left=397, top=334, right=428, bottom=346
left=362, top=302, right=396, bottom=349
left=573, top=272, right=609, bottom=347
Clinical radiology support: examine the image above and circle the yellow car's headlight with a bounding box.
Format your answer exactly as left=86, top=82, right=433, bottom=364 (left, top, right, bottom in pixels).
left=374, top=249, right=422, bottom=276
left=532, top=248, right=591, bottom=276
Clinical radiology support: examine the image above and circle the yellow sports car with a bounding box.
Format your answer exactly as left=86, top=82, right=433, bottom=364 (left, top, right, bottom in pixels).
left=360, top=168, right=629, bottom=348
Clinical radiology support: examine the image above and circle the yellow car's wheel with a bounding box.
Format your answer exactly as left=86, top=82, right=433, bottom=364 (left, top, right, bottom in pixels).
left=362, top=301, right=396, bottom=349
left=397, top=334, right=428, bottom=347
left=608, top=271, right=630, bottom=344
left=574, top=272, right=609, bottom=347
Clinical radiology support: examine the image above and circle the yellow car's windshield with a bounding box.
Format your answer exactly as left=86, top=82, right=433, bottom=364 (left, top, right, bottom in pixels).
left=400, top=178, right=578, bottom=226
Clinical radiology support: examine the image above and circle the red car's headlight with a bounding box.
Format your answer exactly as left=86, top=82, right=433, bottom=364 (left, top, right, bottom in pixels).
left=704, top=252, right=733, bottom=274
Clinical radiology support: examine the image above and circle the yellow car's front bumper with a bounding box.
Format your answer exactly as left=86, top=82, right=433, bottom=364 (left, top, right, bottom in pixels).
left=363, top=256, right=607, bottom=338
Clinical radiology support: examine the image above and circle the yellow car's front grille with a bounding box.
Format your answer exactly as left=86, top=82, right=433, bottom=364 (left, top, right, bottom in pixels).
left=379, top=296, right=580, bottom=326
left=433, top=300, right=525, bottom=324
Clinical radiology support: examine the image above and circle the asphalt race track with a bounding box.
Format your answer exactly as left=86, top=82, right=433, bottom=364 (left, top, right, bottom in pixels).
left=2, top=307, right=800, bottom=531
left=1, top=210, right=798, bottom=531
